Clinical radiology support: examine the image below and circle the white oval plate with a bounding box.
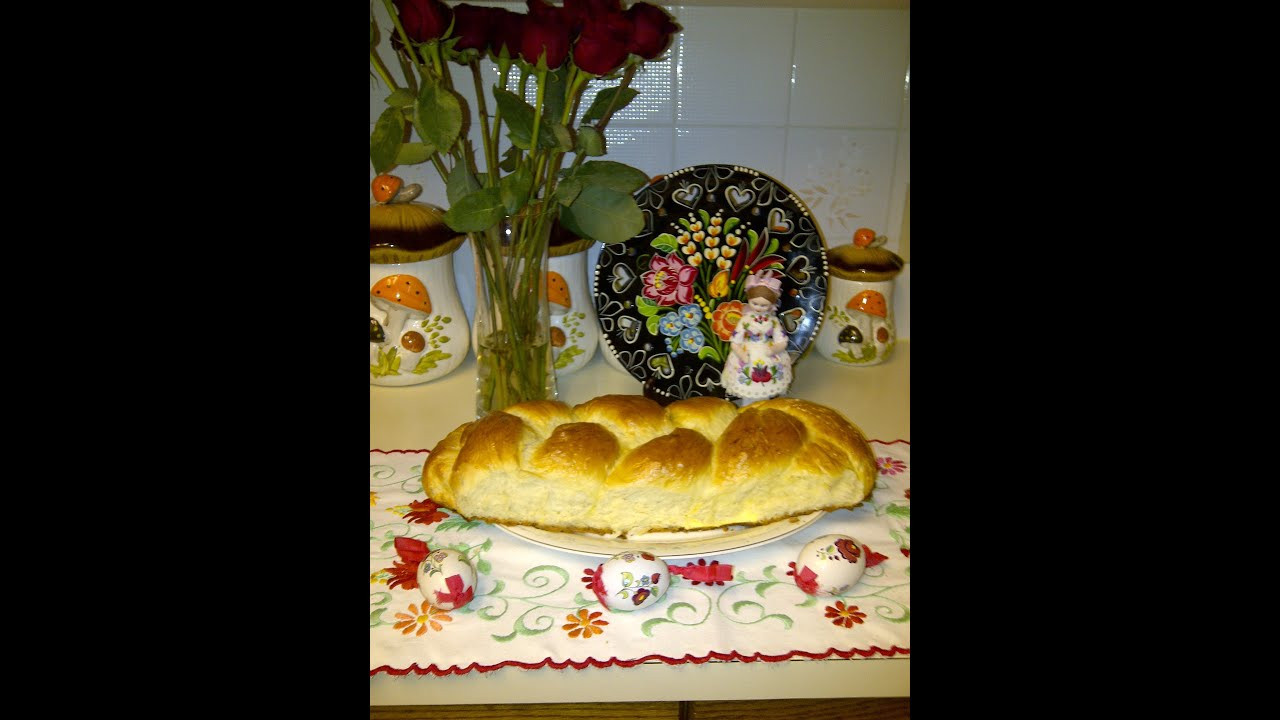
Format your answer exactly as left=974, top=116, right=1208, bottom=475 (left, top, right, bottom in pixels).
left=493, top=511, right=824, bottom=559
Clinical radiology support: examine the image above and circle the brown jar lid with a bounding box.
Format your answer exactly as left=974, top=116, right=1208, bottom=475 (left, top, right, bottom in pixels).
left=827, top=243, right=904, bottom=282
left=370, top=201, right=466, bottom=264
left=549, top=221, right=594, bottom=258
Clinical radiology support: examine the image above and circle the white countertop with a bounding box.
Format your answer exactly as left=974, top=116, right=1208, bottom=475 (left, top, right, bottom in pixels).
left=370, top=340, right=909, bottom=704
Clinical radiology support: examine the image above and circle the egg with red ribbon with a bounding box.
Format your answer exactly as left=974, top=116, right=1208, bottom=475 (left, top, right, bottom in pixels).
left=590, top=550, right=670, bottom=612
left=416, top=547, right=476, bottom=611
left=793, top=534, right=866, bottom=596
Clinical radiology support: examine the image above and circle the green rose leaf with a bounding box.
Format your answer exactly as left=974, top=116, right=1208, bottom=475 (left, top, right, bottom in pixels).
left=541, top=66, right=569, bottom=127
left=498, top=145, right=520, bottom=172
left=500, top=166, right=533, bottom=215
left=443, top=187, right=504, bottom=232
left=650, top=233, right=679, bottom=253
left=547, top=123, right=574, bottom=151
left=384, top=88, right=416, bottom=108
left=370, top=106, right=405, bottom=174
left=447, top=163, right=481, bottom=206
left=554, top=177, right=583, bottom=206
left=575, top=125, right=605, bottom=156
left=493, top=88, right=570, bottom=151
left=573, top=160, right=649, bottom=194
left=581, top=86, right=638, bottom=122
left=416, top=81, right=463, bottom=153
left=635, top=296, right=659, bottom=317
left=394, top=142, right=435, bottom=166
left=559, top=185, right=643, bottom=245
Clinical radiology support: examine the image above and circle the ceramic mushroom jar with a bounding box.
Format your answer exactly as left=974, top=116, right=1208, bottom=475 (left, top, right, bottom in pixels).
left=814, top=229, right=904, bottom=366
left=547, top=224, right=598, bottom=377
left=370, top=175, right=469, bottom=386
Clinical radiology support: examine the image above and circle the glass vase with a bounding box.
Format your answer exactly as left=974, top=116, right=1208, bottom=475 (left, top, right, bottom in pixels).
left=470, top=201, right=559, bottom=417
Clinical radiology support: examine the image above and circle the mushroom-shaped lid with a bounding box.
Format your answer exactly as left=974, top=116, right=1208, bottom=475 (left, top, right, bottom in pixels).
left=548, top=220, right=594, bottom=257
left=547, top=271, right=571, bottom=310
left=827, top=243, right=904, bottom=283
left=371, top=274, right=432, bottom=315
left=846, top=289, right=887, bottom=318
left=370, top=201, right=466, bottom=264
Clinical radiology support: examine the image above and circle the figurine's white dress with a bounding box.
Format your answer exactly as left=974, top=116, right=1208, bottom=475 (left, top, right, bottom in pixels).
left=722, top=311, right=792, bottom=399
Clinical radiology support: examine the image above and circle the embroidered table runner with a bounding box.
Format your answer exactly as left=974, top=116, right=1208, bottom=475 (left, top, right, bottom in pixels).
left=370, top=441, right=910, bottom=675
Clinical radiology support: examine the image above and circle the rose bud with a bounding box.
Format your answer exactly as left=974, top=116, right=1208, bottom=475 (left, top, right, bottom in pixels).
left=626, top=2, right=681, bottom=60
left=573, top=13, right=632, bottom=76
left=452, top=4, right=501, bottom=54
left=521, top=1, right=572, bottom=69
left=395, top=0, right=453, bottom=44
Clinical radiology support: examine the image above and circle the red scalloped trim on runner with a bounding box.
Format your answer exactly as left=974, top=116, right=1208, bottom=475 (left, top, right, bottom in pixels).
left=370, top=646, right=909, bottom=676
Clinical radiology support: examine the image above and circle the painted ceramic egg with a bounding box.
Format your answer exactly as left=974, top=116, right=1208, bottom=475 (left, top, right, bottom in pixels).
left=590, top=550, right=670, bottom=612
left=416, top=548, right=476, bottom=611
left=793, top=534, right=866, bottom=597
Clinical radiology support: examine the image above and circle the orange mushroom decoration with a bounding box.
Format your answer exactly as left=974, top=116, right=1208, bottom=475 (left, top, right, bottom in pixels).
left=547, top=271, right=571, bottom=312
left=370, top=274, right=432, bottom=341
left=371, top=174, right=403, bottom=204
left=846, top=289, right=887, bottom=318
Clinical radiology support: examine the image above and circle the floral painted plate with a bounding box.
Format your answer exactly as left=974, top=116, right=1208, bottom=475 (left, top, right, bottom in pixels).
left=593, top=165, right=828, bottom=400
left=494, top=511, right=824, bottom=559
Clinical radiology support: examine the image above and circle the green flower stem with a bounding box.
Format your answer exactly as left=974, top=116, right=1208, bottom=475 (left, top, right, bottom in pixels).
left=380, top=0, right=431, bottom=81
left=489, top=62, right=514, bottom=183
left=469, top=60, right=498, bottom=181
left=545, top=69, right=591, bottom=200
left=528, top=66, right=547, bottom=187
left=565, top=63, right=636, bottom=177
left=369, top=48, right=400, bottom=93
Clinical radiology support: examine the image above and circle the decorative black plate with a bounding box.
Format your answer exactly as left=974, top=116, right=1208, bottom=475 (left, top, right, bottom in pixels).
left=593, top=165, right=828, bottom=401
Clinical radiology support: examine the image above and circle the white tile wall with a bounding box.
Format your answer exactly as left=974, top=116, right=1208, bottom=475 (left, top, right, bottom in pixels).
left=789, top=9, right=910, bottom=129
left=370, top=3, right=910, bottom=338
left=673, top=7, right=796, bottom=126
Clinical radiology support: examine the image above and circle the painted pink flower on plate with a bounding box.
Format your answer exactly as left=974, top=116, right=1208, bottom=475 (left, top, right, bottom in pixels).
left=641, top=253, right=697, bottom=306
left=877, top=456, right=907, bottom=476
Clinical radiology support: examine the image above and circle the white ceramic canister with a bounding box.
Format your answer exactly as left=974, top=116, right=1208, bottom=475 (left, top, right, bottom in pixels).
left=547, top=229, right=599, bottom=377
left=369, top=200, right=470, bottom=386
left=813, top=242, right=904, bottom=366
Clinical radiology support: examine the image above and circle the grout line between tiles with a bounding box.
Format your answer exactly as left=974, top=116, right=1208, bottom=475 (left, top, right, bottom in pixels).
left=784, top=7, right=800, bottom=181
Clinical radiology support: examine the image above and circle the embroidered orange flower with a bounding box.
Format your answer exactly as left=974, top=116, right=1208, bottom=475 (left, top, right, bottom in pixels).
left=393, top=601, right=453, bottom=636
left=825, top=601, right=867, bottom=628
left=370, top=491, right=379, bottom=506
left=402, top=498, right=448, bottom=525
left=562, top=608, right=608, bottom=639
left=711, top=300, right=744, bottom=341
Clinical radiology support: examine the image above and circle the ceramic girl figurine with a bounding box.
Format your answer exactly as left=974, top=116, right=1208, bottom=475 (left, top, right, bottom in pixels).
left=721, top=270, right=793, bottom=402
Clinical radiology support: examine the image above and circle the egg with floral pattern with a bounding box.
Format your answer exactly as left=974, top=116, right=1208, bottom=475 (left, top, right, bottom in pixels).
left=590, top=550, right=670, bottom=612
left=793, top=534, right=866, bottom=597
left=416, top=548, right=477, bottom=611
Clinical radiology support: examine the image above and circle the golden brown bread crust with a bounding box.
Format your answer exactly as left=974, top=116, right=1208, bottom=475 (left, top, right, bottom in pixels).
left=422, top=394, right=878, bottom=537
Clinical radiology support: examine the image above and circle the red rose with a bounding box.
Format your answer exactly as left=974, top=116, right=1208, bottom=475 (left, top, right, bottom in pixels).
left=564, top=0, right=625, bottom=34
left=626, top=2, right=680, bottom=59
left=452, top=4, right=502, bottom=53
left=395, top=0, right=453, bottom=43
left=521, top=1, right=571, bottom=68
left=573, top=13, right=632, bottom=75
left=494, top=8, right=525, bottom=58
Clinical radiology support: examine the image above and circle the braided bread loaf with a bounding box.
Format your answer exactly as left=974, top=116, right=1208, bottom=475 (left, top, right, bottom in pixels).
left=422, top=394, right=877, bottom=537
